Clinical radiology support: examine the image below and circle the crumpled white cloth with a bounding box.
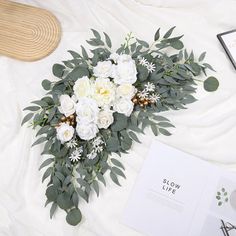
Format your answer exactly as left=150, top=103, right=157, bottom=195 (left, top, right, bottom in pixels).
left=0, top=0, right=236, bottom=235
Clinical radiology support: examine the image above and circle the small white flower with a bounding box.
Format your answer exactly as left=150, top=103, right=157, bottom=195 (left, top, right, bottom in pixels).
left=93, top=78, right=116, bottom=107
left=76, top=123, right=98, bottom=141
left=87, top=151, right=97, bottom=160
left=116, top=84, right=137, bottom=99
left=113, top=98, right=134, bottom=117
left=137, top=90, right=149, bottom=99
left=97, top=109, right=114, bottom=129
left=56, top=123, right=74, bottom=144
left=67, top=139, right=78, bottom=148
left=58, top=94, right=76, bottom=117
left=149, top=93, right=161, bottom=103
left=139, top=57, right=149, bottom=67
left=93, top=136, right=104, bottom=147
left=73, top=76, right=94, bottom=99
left=93, top=61, right=113, bottom=78
left=76, top=97, right=99, bottom=124
left=111, top=54, right=137, bottom=85
left=69, top=147, right=83, bottom=162
left=146, top=63, right=156, bottom=73
left=144, top=82, right=155, bottom=92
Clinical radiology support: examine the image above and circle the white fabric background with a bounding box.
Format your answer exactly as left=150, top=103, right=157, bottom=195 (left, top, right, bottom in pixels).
left=0, top=0, right=236, bottom=235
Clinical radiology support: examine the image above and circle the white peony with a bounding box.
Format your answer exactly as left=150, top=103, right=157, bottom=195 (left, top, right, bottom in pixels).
left=113, top=98, right=134, bottom=117
left=73, top=76, right=94, bottom=99
left=56, top=123, right=74, bottom=143
left=93, top=61, right=113, bottom=78
left=116, top=84, right=137, bottom=99
left=76, top=123, right=98, bottom=140
left=76, top=97, right=99, bottom=124
left=93, top=78, right=115, bottom=107
left=112, top=54, right=137, bottom=84
left=58, top=94, right=76, bottom=117
left=97, top=110, right=114, bottom=129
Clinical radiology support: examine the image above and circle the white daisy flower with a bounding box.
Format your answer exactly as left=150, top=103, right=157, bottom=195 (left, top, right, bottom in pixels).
left=146, top=63, right=156, bottom=73
left=92, top=136, right=104, bottom=147
left=67, top=139, right=78, bottom=148
left=144, top=82, right=155, bottom=92
left=137, top=90, right=149, bottom=99
left=149, top=93, right=161, bottom=103
left=138, top=57, right=149, bottom=67
left=69, top=147, right=83, bottom=163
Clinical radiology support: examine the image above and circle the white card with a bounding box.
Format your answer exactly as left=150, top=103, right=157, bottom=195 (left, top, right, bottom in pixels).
left=122, top=141, right=236, bottom=236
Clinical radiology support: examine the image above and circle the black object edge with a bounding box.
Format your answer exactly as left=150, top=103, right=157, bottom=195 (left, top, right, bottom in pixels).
left=217, top=29, right=236, bottom=70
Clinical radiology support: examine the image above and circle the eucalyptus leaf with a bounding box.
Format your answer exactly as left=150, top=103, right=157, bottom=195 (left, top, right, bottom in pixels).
left=66, top=208, right=82, bottom=226
left=204, top=77, right=219, bottom=92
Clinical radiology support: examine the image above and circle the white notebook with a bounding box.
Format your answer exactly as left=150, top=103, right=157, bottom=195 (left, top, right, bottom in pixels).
left=122, top=141, right=236, bottom=236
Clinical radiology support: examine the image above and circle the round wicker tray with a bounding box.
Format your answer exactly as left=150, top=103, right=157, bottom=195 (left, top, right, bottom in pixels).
left=0, top=0, right=61, bottom=61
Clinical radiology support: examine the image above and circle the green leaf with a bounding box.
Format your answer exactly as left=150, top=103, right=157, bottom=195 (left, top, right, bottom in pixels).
left=106, top=137, right=120, bottom=152
left=50, top=202, right=57, bottom=219
left=66, top=208, right=82, bottom=226
left=92, top=180, right=99, bottom=197
left=42, top=167, right=53, bottom=182
left=203, top=77, right=219, bottom=92
left=111, top=158, right=125, bottom=170
left=110, top=172, right=121, bottom=186
left=68, top=66, right=89, bottom=81
left=36, top=125, right=50, bottom=136
left=97, top=173, right=106, bottom=186
left=136, top=38, right=149, bottom=48
left=23, top=106, right=40, bottom=112
left=57, top=192, right=73, bottom=210
left=72, top=192, right=79, bottom=207
left=81, top=46, right=89, bottom=60
left=163, top=26, right=176, bottom=38
left=68, top=50, right=81, bottom=58
left=198, top=52, right=206, bottom=61
left=111, top=167, right=126, bottom=179
left=42, top=79, right=51, bottom=91
left=52, top=64, right=65, bottom=78
left=154, top=28, right=160, bottom=41
left=77, top=188, right=88, bottom=202
left=203, top=63, right=216, bottom=72
left=157, top=122, right=175, bottom=128
left=21, top=113, right=34, bottom=126
left=104, top=32, right=112, bottom=48
left=152, top=115, right=170, bottom=122
left=128, top=131, right=141, bottom=143
left=91, top=29, right=101, bottom=39
left=46, top=185, right=57, bottom=202
left=111, top=113, right=128, bottom=132
left=171, top=40, right=184, bottom=50
left=151, top=124, right=158, bottom=136
left=159, top=128, right=171, bottom=136
left=32, top=136, right=47, bottom=147
left=39, top=158, right=54, bottom=170
left=32, top=100, right=48, bottom=107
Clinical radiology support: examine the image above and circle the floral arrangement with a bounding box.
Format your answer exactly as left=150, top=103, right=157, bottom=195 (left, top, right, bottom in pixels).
left=22, top=27, right=219, bottom=226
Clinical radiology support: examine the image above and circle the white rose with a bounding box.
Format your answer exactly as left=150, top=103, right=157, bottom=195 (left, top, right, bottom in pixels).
left=112, top=54, right=137, bottom=84
left=76, top=97, right=99, bottom=124
left=73, top=76, right=94, bottom=99
left=113, top=98, right=134, bottom=117
left=58, top=94, right=76, bottom=117
left=93, top=77, right=115, bottom=107
left=56, top=123, right=74, bottom=143
left=116, top=84, right=137, bottom=99
left=97, top=110, right=114, bottom=129
left=93, top=61, right=113, bottom=78
left=76, top=123, right=98, bottom=140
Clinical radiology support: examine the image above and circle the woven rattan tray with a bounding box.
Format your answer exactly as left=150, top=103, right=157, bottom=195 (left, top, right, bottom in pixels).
left=0, top=0, right=61, bottom=61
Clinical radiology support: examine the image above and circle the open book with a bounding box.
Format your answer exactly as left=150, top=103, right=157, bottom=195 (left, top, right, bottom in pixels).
left=122, top=141, right=236, bottom=236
